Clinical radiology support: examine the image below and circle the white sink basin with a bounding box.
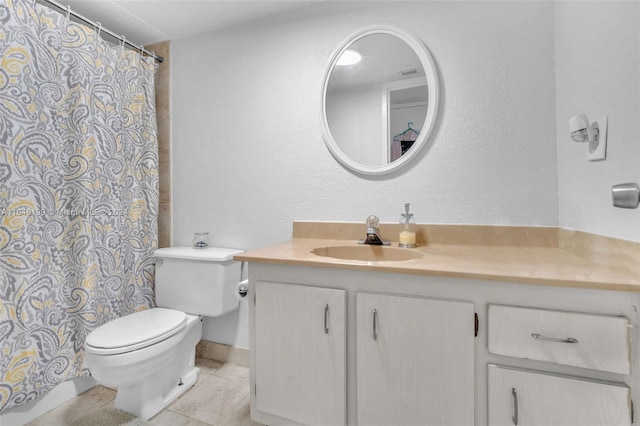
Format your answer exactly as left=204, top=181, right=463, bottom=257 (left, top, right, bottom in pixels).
left=312, top=245, right=422, bottom=262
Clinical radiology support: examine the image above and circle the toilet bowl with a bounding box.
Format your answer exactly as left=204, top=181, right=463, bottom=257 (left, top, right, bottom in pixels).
left=85, top=308, right=203, bottom=419
left=84, top=246, right=243, bottom=420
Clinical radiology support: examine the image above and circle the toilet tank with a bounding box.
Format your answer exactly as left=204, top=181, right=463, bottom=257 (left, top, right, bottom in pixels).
left=154, top=247, right=244, bottom=317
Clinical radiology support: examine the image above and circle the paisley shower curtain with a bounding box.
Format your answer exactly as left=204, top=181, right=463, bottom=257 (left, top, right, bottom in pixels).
left=0, top=0, right=158, bottom=411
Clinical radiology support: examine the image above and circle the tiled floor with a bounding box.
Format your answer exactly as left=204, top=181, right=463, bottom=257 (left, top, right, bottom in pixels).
left=27, top=359, right=262, bottom=426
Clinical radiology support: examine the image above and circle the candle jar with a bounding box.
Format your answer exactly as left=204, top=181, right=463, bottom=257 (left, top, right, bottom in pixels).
left=399, top=225, right=416, bottom=248
left=192, top=232, right=210, bottom=249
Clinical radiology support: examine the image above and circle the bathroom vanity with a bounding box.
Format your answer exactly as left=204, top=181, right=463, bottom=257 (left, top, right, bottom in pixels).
left=236, top=222, right=640, bottom=426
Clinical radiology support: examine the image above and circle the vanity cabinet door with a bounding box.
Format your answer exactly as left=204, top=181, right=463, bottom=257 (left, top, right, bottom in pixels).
left=254, top=281, right=346, bottom=426
left=356, top=292, right=475, bottom=426
left=488, top=364, right=632, bottom=426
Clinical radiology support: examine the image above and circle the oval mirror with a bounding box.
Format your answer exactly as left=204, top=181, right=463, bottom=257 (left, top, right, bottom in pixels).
left=321, top=25, right=439, bottom=175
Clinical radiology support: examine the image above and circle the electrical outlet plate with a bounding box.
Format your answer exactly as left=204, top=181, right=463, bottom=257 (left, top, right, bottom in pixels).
left=588, top=115, right=608, bottom=161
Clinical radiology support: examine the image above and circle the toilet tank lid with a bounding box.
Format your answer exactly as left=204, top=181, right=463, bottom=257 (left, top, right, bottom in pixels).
left=154, top=246, right=244, bottom=262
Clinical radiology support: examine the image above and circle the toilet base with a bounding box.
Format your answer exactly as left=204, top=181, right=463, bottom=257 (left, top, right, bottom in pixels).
left=114, top=365, right=199, bottom=420
left=104, top=314, right=204, bottom=420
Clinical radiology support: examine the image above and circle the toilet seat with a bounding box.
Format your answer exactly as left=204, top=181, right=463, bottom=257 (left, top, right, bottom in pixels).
left=86, top=308, right=187, bottom=355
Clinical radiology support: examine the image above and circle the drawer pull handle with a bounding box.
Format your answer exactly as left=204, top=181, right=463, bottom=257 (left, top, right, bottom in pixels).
left=531, top=333, right=578, bottom=344
left=512, top=387, right=518, bottom=425
left=324, top=304, right=329, bottom=334
left=373, top=309, right=378, bottom=341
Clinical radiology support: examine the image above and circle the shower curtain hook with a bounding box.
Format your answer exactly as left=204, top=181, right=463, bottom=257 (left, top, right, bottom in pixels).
left=65, top=5, right=71, bottom=23
left=95, top=21, right=102, bottom=37
left=120, top=35, right=126, bottom=48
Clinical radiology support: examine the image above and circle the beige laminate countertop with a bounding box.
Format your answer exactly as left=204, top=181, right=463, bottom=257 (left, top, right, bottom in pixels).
left=235, top=238, right=640, bottom=292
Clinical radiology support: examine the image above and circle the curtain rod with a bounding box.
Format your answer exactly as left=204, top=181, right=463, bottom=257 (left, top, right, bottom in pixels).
left=37, top=0, right=164, bottom=63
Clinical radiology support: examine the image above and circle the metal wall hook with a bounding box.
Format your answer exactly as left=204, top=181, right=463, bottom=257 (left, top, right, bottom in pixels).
left=612, top=183, right=640, bottom=209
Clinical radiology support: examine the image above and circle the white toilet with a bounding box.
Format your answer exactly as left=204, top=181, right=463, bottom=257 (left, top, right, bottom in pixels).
left=85, top=246, right=243, bottom=420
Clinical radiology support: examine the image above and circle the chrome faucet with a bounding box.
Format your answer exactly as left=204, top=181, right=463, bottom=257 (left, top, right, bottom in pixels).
left=359, top=215, right=391, bottom=245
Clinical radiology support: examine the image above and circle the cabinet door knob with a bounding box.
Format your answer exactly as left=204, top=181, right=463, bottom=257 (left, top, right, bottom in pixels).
left=531, top=333, right=578, bottom=344
left=372, top=309, right=378, bottom=341
left=324, top=304, right=329, bottom=334
left=512, top=387, right=518, bottom=425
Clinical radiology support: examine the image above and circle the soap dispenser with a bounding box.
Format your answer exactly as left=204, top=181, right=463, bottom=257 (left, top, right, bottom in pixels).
left=399, top=203, right=416, bottom=248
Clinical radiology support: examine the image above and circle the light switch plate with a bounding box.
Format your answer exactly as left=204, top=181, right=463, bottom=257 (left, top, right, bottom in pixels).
left=588, top=115, right=608, bottom=161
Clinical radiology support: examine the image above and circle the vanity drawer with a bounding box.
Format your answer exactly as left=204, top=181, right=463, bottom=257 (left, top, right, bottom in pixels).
left=488, top=364, right=631, bottom=426
left=488, top=305, right=631, bottom=374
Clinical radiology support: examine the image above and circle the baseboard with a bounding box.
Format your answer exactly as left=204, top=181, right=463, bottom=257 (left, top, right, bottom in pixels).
left=196, top=340, right=249, bottom=367
left=0, top=376, right=96, bottom=426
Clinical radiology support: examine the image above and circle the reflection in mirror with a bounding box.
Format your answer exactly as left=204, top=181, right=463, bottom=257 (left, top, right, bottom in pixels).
left=387, top=81, right=428, bottom=162
left=321, top=26, right=439, bottom=175
left=326, top=34, right=426, bottom=166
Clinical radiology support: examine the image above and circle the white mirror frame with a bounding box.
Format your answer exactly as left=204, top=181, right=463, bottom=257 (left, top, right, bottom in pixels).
left=321, top=24, right=439, bottom=175
left=321, top=25, right=440, bottom=176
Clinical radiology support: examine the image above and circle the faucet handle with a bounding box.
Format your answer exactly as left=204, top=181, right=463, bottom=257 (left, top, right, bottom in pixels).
left=366, top=215, right=380, bottom=229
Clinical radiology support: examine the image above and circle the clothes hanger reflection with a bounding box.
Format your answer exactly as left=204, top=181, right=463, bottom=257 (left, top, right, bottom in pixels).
left=391, top=122, right=420, bottom=162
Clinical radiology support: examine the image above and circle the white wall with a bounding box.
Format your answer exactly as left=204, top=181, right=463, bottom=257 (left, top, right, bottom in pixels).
left=171, top=1, right=558, bottom=348
left=555, top=1, right=640, bottom=242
